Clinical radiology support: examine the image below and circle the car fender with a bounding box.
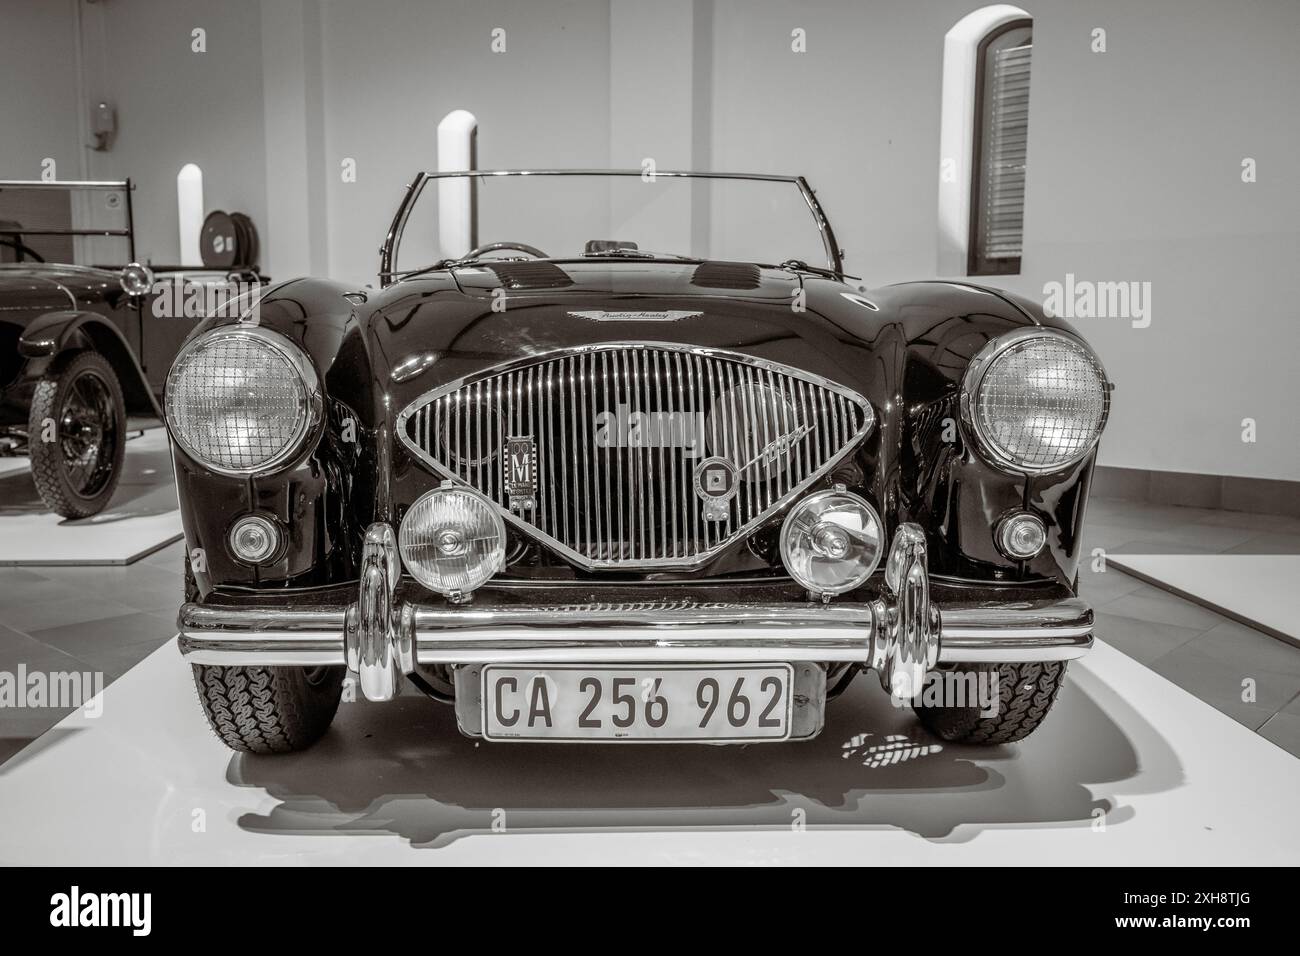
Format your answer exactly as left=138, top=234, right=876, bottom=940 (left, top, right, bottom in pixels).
left=16, top=310, right=159, bottom=417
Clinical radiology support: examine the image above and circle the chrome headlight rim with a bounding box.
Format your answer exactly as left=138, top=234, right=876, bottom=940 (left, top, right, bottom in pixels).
left=398, top=484, right=507, bottom=598
left=164, top=325, right=323, bottom=477
left=779, top=487, right=885, bottom=597
left=959, top=328, right=1111, bottom=476
left=119, top=261, right=154, bottom=296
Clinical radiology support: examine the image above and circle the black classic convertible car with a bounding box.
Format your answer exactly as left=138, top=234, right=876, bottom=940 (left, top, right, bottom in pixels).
left=1, top=179, right=261, bottom=517
left=171, top=170, right=1109, bottom=753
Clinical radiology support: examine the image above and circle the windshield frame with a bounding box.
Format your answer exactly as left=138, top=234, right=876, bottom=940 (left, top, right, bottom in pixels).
left=0, top=178, right=138, bottom=266
left=378, top=169, right=843, bottom=286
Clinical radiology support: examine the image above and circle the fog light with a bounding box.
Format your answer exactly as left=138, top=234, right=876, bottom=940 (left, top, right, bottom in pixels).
left=780, top=489, right=884, bottom=597
left=228, top=514, right=280, bottom=564
left=997, top=512, right=1047, bottom=559
left=399, top=486, right=505, bottom=598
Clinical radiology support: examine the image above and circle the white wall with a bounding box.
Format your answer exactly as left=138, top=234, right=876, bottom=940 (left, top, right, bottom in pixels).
left=704, top=0, right=1300, bottom=482
left=1000, top=0, right=1300, bottom=483
left=0, top=0, right=268, bottom=266
left=315, top=0, right=612, bottom=286
left=0, top=0, right=81, bottom=180
left=77, top=0, right=269, bottom=266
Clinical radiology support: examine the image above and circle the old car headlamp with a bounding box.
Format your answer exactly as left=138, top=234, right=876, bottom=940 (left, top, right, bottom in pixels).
left=780, top=489, right=884, bottom=597
left=399, top=486, right=506, bottom=598
left=962, top=330, right=1110, bottom=474
left=164, top=326, right=320, bottom=475
left=119, top=262, right=154, bottom=296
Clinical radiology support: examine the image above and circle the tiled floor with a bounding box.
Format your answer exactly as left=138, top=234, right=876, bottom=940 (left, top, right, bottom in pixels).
left=1, top=496, right=1298, bottom=765
left=1080, top=497, right=1300, bottom=757
left=0, top=540, right=184, bottom=765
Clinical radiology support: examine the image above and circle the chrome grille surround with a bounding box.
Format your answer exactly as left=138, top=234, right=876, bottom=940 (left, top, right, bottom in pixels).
left=395, top=343, right=874, bottom=570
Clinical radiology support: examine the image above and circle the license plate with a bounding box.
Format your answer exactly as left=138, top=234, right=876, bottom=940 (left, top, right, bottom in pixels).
left=481, top=664, right=794, bottom=742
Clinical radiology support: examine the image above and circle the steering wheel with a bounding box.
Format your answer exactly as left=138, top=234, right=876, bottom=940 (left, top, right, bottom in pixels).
left=0, top=236, right=45, bottom=263
left=464, top=241, right=548, bottom=260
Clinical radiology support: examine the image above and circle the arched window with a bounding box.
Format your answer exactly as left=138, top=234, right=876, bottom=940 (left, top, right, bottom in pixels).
left=969, top=19, right=1032, bottom=275
left=936, top=5, right=1032, bottom=277
left=176, top=163, right=204, bottom=266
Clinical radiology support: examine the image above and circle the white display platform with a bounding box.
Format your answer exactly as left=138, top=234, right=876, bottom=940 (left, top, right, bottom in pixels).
left=1112, top=554, right=1300, bottom=649
left=1, top=638, right=1297, bottom=865
left=0, top=429, right=182, bottom=566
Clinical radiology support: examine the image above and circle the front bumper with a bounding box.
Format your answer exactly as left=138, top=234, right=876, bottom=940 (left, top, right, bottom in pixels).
left=178, top=521, right=1093, bottom=703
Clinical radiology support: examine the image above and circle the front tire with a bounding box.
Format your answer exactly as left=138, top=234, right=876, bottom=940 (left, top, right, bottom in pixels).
left=912, top=660, right=1067, bottom=744
left=28, top=350, right=126, bottom=518
left=192, top=664, right=345, bottom=754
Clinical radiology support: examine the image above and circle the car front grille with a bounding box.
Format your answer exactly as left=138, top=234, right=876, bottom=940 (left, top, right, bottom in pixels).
left=397, top=343, right=873, bottom=569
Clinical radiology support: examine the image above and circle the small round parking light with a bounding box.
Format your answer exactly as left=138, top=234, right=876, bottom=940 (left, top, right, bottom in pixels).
left=780, top=489, right=884, bottom=598
left=996, top=512, right=1047, bottom=560
left=399, top=486, right=506, bottom=598
left=228, top=514, right=280, bottom=564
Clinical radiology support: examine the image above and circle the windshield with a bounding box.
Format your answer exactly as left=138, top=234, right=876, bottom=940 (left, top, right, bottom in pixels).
left=383, top=170, right=838, bottom=281
left=0, top=180, right=134, bottom=267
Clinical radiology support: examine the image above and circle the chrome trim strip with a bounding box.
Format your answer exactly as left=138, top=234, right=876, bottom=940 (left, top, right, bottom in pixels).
left=395, top=342, right=875, bottom=571
left=0, top=179, right=131, bottom=189
left=176, top=627, right=1091, bottom=667
left=939, top=632, right=1093, bottom=663
left=179, top=596, right=1092, bottom=635
left=177, top=595, right=1092, bottom=666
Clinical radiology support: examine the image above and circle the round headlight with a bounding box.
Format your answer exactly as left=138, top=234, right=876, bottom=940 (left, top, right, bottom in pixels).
left=399, top=486, right=506, bottom=598
left=119, top=262, right=154, bottom=296
left=780, top=489, right=884, bottom=597
left=164, top=326, right=320, bottom=475
left=962, top=330, right=1109, bottom=473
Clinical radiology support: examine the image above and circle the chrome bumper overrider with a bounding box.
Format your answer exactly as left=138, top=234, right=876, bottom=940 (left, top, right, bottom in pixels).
left=178, top=521, right=1093, bottom=702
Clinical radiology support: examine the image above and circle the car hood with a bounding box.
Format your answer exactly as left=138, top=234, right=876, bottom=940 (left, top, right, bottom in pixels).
left=364, top=260, right=893, bottom=406
left=0, top=264, right=119, bottom=307
left=362, top=262, right=1045, bottom=411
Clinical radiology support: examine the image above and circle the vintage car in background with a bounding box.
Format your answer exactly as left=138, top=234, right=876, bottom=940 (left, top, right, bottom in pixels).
left=0, top=179, right=262, bottom=517
left=170, top=169, right=1109, bottom=754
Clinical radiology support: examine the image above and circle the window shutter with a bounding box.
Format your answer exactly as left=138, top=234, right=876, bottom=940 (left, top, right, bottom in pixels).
left=980, top=40, right=1031, bottom=260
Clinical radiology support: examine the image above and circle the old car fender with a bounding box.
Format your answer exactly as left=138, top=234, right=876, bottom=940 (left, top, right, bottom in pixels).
left=16, top=309, right=159, bottom=417
left=168, top=278, right=372, bottom=594
left=803, top=277, right=1091, bottom=588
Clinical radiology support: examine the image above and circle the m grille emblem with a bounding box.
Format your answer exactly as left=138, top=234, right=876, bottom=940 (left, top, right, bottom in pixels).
left=505, top=436, right=538, bottom=512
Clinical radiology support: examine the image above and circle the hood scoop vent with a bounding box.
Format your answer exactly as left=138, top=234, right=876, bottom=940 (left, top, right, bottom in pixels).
left=478, top=261, right=575, bottom=290
left=690, top=262, right=762, bottom=290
